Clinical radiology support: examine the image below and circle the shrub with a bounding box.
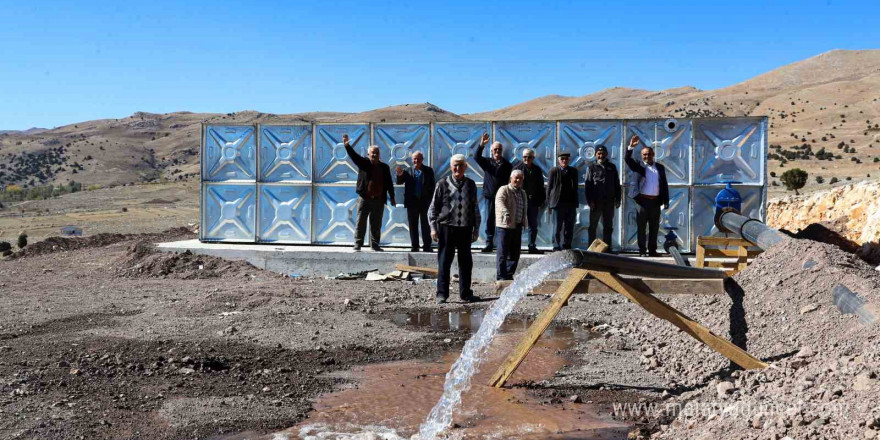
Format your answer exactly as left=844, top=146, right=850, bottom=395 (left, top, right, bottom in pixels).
left=86, top=184, right=102, bottom=191
left=770, top=171, right=777, bottom=177
left=780, top=168, right=808, bottom=195
left=830, top=177, right=839, bottom=184
left=815, top=176, right=824, bottom=184
left=17, top=233, right=27, bottom=250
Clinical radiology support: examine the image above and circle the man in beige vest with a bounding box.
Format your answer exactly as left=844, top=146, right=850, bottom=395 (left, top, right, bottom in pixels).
left=494, top=170, right=528, bottom=280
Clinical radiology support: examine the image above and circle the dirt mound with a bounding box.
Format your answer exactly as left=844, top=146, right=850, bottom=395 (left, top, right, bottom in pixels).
left=622, top=236, right=880, bottom=439
left=116, top=241, right=260, bottom=279
left=784, top=222, right=880, bottom=266
left=7, top=227, right=195, bottom=260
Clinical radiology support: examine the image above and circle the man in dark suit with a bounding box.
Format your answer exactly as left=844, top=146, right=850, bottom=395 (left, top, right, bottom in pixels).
left=396, top=150, right=436, bottom=252
left=546, top=152, right=580, bottom=251
left=584, top=145, right=621, bottom=248
left=475, top=133, right=512, bottom=253
left=624, top=135, right=669, bottom=257
left=513, top=148, right=546, bottom=254
left=343, top=134, right=396, bottom=252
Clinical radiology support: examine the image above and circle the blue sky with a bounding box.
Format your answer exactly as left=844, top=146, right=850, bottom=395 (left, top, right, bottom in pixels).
left=0, top=0, right=877, bottom=130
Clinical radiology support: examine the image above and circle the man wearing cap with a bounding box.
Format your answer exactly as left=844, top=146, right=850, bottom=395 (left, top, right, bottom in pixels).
left=343, top=134, right=396, bottom=252
left=584, top=145, right=621, bottom=248
left=624, top=135, right=669, bottom=257
left=546, top=152, right=579, bottom=251
left=475, top=133, right=512, bottom=253
left=513, top=148, right=546, bottom=254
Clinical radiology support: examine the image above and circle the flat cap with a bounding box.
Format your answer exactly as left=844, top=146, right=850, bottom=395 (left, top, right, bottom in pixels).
left=557, top=152, right=571, bottom=158
left=595, top=145, right=608, bottom=153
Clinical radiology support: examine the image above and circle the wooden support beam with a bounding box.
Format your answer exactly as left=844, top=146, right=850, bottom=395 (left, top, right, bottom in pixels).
left=488, top=239, right=608, bottom=388
left=697, top=236, right=753, bottom=246
left=588, top=270, right=768, bottom=370
left=394, top=264, right=438, bottom=276
left=494, top=278, right=725, bottom=295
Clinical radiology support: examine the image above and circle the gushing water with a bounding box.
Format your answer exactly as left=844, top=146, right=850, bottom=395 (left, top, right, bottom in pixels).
left=417, top=251, right=577, bottom=440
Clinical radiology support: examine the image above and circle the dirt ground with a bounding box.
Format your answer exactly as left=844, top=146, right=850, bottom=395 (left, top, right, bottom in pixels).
left=0, top=229, right=665, bottom=440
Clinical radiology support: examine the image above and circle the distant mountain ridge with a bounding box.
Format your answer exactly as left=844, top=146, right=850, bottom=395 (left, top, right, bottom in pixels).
left=0, top=49, right=877, bottom=192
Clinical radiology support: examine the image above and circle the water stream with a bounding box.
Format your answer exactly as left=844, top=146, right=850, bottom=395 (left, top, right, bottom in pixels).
left=417, top=251, right=578, bottom=440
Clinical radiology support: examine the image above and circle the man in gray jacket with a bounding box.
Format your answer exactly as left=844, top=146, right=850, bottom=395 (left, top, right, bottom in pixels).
left=494, top=170, right=528, bottom=280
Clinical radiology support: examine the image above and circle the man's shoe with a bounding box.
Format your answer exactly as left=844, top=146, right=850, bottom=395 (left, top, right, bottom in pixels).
left=638, top=252, right=648, bottom=257
left=480, top=245, right=494, bottom=253
left=648, top=251, right=661, bottom=258
left=436, top=296, right=448, bottom=304
left=528, top=246, right=544, bottom=255
left=551, top=247, right=562, bottom=252
left=422, top=247, right=433, bottom=253
left=461, top=293, right=481, bottom=303
left=353, top=245, right=362, bottom=252
left=371, top=246, right=384, bottom=252
left=410, top=247, right=419, bottom=252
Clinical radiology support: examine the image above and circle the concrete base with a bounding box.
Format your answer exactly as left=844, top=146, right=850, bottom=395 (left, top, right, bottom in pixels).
left=157, top=240, right=680, bottom=282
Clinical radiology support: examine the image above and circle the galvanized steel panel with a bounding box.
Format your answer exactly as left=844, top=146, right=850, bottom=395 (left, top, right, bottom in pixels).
left=558, top=121, right=623, bottom=182
left=521, top=207, right=554, bottom=249
left=694, top=118, right=766, bottom=185
left=373, top=124, right=431, bottom=173
left=201, top=183, right=257, bottom=241
left=621, top=186, right=690, bottom=252
left=433, top=122, right=491, bottom=182
left=259, top=125, right=312, bottom=182
left=257, top=185, right=311, bottom=243
left=312, top=185, right=360, bottom=244
left=380, top=186, right=410, bottom=246
left=314, top=124, right=370, bottom=183
left=573, top=190, right=622, bottom=250
left=495, top=121, right=557, bottom=173
left=203, top=125, right=257, bottom=181
left=692, top=185, right=764, bottom=241
left=624, top=120, right=691, bottom=184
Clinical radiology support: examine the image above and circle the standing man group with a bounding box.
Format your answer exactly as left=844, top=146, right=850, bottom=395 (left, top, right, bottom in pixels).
left=396, top=151, right=436, bottom=252
left=475, top=133, right=512, bottom=253
left=429, top=154, right=481, bottom=304
left=624, top=135, right=669, bottom=257
left=343, top=134, right=395, bottom=252
left=584, top=145, right=621, bottom=248
left=513, top=148, right=546, bottom=254
left=546, top=152, right=580, bottom=251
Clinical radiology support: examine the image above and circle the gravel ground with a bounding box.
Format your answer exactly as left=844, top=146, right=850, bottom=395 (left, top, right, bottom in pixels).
left=3, top=229, right=879, bottom=439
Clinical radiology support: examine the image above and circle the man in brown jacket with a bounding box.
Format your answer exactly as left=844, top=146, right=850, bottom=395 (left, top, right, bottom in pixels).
left=494, top=170, right=528, bottom=280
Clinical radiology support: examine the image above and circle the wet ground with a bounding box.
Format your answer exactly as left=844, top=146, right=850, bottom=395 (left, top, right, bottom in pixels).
left=0, top=232, right=656, bottom=440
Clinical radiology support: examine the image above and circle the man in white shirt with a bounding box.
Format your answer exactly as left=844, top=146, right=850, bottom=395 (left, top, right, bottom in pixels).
left=624, top=135, right=669, bottom=257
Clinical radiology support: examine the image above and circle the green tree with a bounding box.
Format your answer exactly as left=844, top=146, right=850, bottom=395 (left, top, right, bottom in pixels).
left=780, top=168, right=808, bottom=195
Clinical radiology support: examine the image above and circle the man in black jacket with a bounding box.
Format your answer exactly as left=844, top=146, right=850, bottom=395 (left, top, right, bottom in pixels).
left=584, top=145, right=621, bottom=248
left=546, top=152, right=579, bottom=251
left=624, top=135, right=669, bottom=257
left=343, top=134, right=395, bottom=252
left=396, top=151, right=436, bottom=252
left=475, top=133, right=512, bottom=253
left=513, top=148, right=546, bottom=254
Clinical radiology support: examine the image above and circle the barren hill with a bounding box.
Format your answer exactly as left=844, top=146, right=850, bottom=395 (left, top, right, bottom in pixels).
left=0, top=50, right=878, bottom=193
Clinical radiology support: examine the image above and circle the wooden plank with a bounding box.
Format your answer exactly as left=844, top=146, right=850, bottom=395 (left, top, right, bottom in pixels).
left=703, top=261, right=741, bottom=269
left=488, top=239, right=608, bottom=388
left=695, top=242, right=706, bottom=268
left=394, top=264, right=438, bottom=276
left=702, top=248, right=763, bottom=258
left=489, top=268, right=589, bottom=387
left=697, top=236, right=752, bottom=246
left=588, top=270, right=768, bottom=370
left=494, top=278, right=726, bottom=295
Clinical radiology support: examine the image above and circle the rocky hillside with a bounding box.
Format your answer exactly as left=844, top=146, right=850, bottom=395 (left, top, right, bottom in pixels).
left=1, top=50, right=877, bottom=192
left=768, top=179, right=880, bottom=246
